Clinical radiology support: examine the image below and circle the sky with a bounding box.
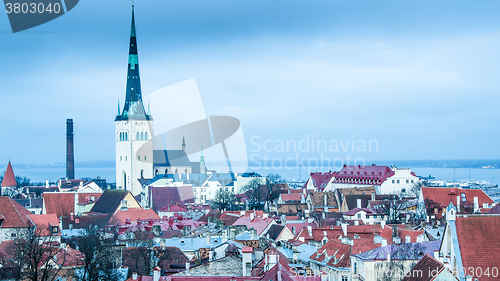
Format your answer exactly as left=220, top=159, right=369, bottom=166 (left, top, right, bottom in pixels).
left=1, top=0, right=500, bottom=170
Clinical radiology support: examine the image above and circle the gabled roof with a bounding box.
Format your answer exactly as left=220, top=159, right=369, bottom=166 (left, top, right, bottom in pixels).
left=277, top=203, right=308, bottom=215
left=402, top=254, right=450, bottom=281
left=149, top=186, right=184, bottom=211
left=232, top=215, right=274, bottom=235
left=43, top=192, right=75, bottom=218
left=1, top=161, right=16, bottom=187
left=153, top=150, right=192, bottom=167
left=265, top=224, right=285, bottom=240
left=90, top=189, right=129, bottom=215
left=353, top=241, right=441, bottom=261
left=307, top=191, right=338, bottom=208
left=158, top=205, right=188, bottom=212
left=455, top=215, right=500, bottom=280
left=279, top=193, right=302, bottom=203
left=344, top=207, right=376, bottom=216
left=422, top=187, right=494, bottom=208
left=110, top=208, right=160, bottom=224
left=0, top=196, right=33, bottom=228
left=154, top=247, right=190, bottom=274
left=334, top=165, right=395, bottom=183
left=487, top=204, right=500, bottom=214
left=344, top=194, right=395, bottom=210
left=29, top=214, right=60, bottom=236
left=304, top=172, right=336, bottom=190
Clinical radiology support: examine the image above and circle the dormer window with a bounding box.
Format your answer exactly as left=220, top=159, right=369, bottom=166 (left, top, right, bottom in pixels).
left=51, top=226, right=59, bottom=234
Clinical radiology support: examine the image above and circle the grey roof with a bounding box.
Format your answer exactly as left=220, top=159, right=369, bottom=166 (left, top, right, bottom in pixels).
left=277, top=247, right=293, bottom=259
left=266, top=224, right=285, bottom=240
left=297, top=244, right=317, bottom=263
left=90, top=189, right=129, bottom=215
left=167, top=173, right=235, bottom=187
left=154, top=150, right=192, bottom=167
left=155, top=237, right=224, bottom=251
left=353, top=241, right=441, bottom=261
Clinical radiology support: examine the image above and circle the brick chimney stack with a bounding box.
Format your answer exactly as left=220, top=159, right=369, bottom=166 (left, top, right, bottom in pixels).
left=66, top=119, right=75, bottom=179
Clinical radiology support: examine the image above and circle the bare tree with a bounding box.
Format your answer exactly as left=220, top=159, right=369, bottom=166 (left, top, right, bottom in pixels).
left=242, top=178, right=264, bottom=210
left=71, top=226, right=120, bottom=281
left=212, top=189, right=235, bottom=211
left=9, top=228, right=71, bottom=281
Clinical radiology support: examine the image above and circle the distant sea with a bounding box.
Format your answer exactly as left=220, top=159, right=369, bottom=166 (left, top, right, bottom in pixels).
left=7, top=159, right=500, bottom=185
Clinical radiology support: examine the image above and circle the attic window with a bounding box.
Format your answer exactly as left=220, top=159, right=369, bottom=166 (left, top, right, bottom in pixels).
left=214, top=239, right=219, bottom=243
left=461, top=193, right=466, bottom=202
left=51, top=226, right=59, bottom=234
left=180, top=240, right=185, bottom=244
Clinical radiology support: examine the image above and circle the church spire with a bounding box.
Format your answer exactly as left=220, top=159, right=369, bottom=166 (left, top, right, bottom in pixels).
left=182, top=136, right=186, bottom=152
left=116, top=6, right=150, bottom=121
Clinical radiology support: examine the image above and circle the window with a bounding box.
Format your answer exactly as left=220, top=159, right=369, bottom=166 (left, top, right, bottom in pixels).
left=120, top=156, right=122, bottom=161
left=411, top=180, right=414, bottom=183
left=141, top=132, right=144, bottom=141
left=461, top=193, right=466, bottom=202
left=406, top=179, right=409, bottom=183
left=392, top=180, right=395, bottom=184
left=193, top=188, right=197, bottom=193
left=397, top=180, right=400, bottom=184
left=125, top=156, right=127, bottom=161
left=138, top=156, right=140, bottom=161
left=51, top=226, right=59, bottom=234
left=357, top=214, right=361, bottom=219
left=145, top=132, right=148, bottom=141
left=144, top=156, right=146, bottom=161
left=353, top=262, right=357, bottom=274
left=342, top=276, right=348, bottom=281
left=136, top=132, right=139, bottom=141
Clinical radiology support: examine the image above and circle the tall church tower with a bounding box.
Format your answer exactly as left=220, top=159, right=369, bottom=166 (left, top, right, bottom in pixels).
left=115, top=6, right=153, bottom=196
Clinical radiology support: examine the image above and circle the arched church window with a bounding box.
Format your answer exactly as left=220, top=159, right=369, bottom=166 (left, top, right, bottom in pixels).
left=141, top=132, right=144, bottom=141
left=140, top=169, right=144, bottom=178
left=165, top=169, right=168, bottom=174
left=136, top=132, right=139, bottom=141
left=145, top=132, right=148, bottom=141
left=155, top=169, right=158, bottom=176
left=185, top=169, right=188, bottom=174
left=175, top=169, right=178, bottom=174
left=119, top=132, right=122, bottom=141
left=125, top=132, right=128, bottom=141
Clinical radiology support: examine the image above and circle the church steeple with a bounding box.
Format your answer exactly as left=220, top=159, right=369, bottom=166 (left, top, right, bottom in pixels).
left=116, top=6, right=150, bottom=121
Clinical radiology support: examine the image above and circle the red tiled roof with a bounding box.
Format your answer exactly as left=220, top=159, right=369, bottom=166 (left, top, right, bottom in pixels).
left=232, top=215, right=274, bottom=235
left=110, top=208, right=160, bottom=224
left=29, top=214, right=60, bottom=236
left=344, top=207, right=376, bottom=216
left=334, top=165, right=394, bottom=185
left=455, top=215, right=500, bottom=281
left=158, top=204, right=188, bottom=212
left=280, top=193, right=302, bottom=203
left=422, top=187, right=494, bottom=218
left=1, top=162, right=16, bottom=187
left=402, top=254, right=445, bottom=281
left=78, top=193, right=102, bottom=204
left=304, top=172, right=336, bottom=191
left=149, top=186, right=184, bottom=211
left=43, top=192, right=75, bottom=218
left=0, top=196, right=33, bottom=228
